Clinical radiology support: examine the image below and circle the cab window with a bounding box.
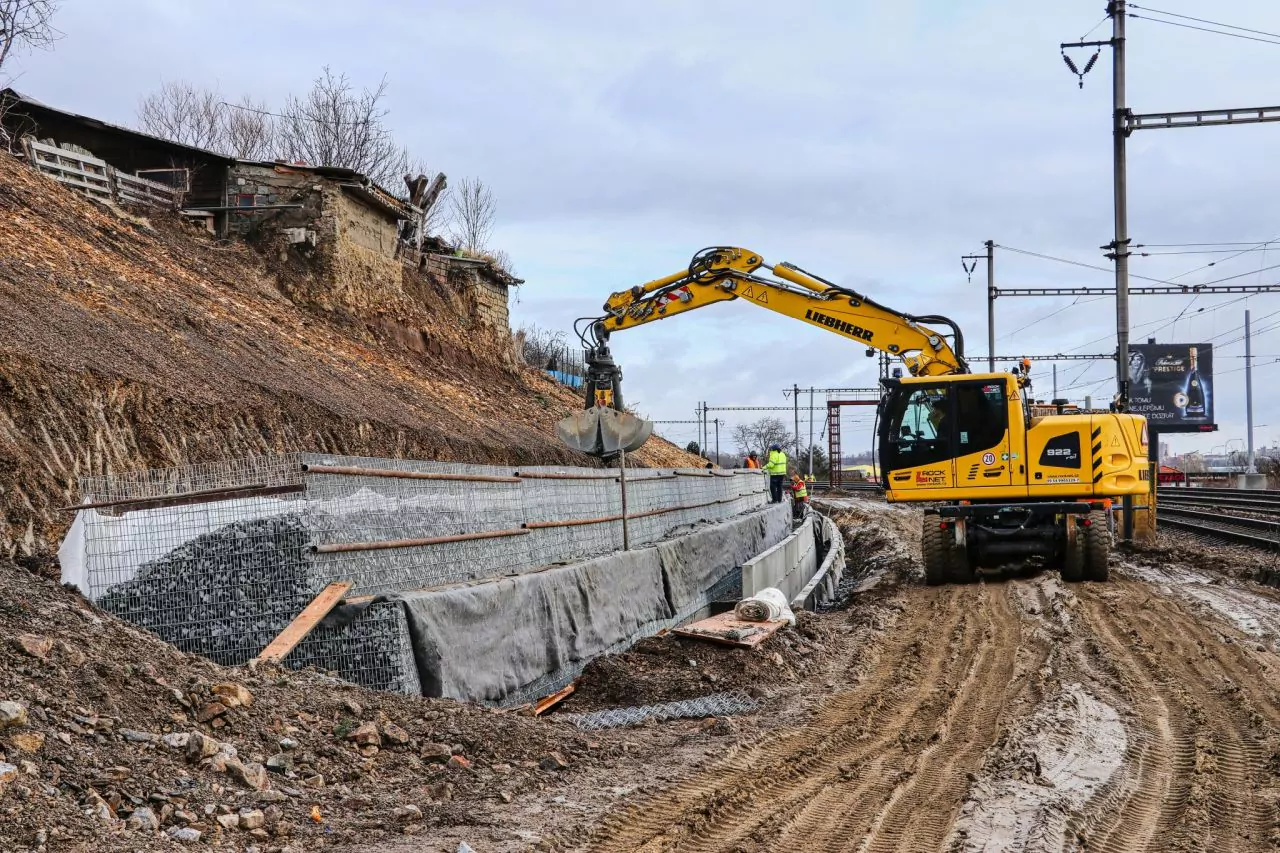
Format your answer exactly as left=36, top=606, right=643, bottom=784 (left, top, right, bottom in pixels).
left=953, top=381, right=1007, bottom=455
left=883, top=384, right=952, bottom=468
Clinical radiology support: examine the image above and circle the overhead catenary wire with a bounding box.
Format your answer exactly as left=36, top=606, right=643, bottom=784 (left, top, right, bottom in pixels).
left=1128, top=5, right=1280, bottom=46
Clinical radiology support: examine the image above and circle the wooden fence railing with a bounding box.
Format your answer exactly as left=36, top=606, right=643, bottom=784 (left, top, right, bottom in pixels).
left=24, top=139, right=183, bottom=208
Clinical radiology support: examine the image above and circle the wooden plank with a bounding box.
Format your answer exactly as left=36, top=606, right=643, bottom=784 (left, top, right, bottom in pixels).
left=533, top=682, right=577, bottom=716
left=673, top=611, right=787, bottom=648
left=28, top=139, right=108, bottom=167
left=254, top=582, right=353, bottom=663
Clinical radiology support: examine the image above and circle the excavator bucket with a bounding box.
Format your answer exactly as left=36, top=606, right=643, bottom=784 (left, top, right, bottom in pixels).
left=556, top=406, right=652, bottom=457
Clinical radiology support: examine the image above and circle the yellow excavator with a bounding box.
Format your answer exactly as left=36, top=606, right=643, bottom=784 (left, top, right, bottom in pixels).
left=562, top=246, right=1149, bottom=584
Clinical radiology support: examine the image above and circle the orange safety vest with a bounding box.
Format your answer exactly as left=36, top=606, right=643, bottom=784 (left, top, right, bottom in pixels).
left=745, top=457, right=760, bottom=469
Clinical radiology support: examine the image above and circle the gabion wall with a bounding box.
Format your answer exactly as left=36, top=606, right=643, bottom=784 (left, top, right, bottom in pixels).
left=74, top=453, right=767, bottom=694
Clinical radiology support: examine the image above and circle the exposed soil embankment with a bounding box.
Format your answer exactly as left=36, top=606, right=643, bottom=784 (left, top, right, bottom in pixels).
left=0, top=154, right=697, bottom=563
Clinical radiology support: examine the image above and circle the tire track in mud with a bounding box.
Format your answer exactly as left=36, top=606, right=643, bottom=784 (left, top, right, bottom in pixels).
left=575, top=564, right=1280, bottom=853
left=580, top=583, right=1038, bottom=853
left=1073, top=578, right=1279, bottom=852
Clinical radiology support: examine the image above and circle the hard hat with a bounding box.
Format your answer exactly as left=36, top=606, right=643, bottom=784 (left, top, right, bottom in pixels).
left=769, top=443, right=781, bottom=451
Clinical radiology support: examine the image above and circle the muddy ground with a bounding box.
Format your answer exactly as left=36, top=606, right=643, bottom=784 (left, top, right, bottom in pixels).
left=7, top=493, right=1280, bottom=853
left=466, top=495, right=1280, bottom=853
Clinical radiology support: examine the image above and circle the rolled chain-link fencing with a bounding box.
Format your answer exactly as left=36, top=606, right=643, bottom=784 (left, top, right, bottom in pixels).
left=562, top=691, right=760, bottom=731
left=74, top=453, right=767, bottom=697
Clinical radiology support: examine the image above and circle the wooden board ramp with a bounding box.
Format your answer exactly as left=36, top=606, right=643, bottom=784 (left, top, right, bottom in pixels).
left=673, top=611, right=787, bottom=648
left=255, top=582, right=352, bottom=663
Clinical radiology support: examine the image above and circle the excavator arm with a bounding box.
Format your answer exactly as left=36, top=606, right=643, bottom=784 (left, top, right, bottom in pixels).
left=560, top=246, right=968, bottom=456
left=577, top=247, right=968, bottom=412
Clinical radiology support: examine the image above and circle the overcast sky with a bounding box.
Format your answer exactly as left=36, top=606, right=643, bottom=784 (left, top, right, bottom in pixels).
left=12, top=0, right=1280, bottom=458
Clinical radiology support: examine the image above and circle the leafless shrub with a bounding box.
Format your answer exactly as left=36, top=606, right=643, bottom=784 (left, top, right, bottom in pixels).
left=519, top=323, right=574, bottom=371
left=278, top=67, right=407, bottom=188
left=137, top=81, right=225, bottom=150
left=0, top=0, right=61, bottom=74
left=449, top=176, right=495, bottom=254
left=221, top=95, right=275, bottom=160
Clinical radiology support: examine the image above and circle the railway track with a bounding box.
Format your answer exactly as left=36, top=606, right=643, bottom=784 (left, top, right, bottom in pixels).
left=1157, top=504, right=1280, bottom=549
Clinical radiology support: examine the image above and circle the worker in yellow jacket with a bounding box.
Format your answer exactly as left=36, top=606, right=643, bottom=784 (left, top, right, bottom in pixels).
left=765, top=443, right=787, bottom=503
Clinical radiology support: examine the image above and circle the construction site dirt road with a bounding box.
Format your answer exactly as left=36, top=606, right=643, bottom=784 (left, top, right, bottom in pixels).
left=484, top=496, right=1280, bottom=853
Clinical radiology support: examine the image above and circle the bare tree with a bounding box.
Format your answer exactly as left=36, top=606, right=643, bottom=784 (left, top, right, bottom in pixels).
left=733, top=417, right=794, bottom=459
left=221, top=95, right=275, bottom=160
left=0, top=0, right=60, bottom=74
left=137, top=81, right=225, bottom=150
left=277, top=67, right=407, bottom=187
left=449, top=176, right=495, bottom=254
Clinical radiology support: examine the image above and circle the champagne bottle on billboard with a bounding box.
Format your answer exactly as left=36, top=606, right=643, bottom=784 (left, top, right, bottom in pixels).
left=1185, top=346, right=1205, bottom=416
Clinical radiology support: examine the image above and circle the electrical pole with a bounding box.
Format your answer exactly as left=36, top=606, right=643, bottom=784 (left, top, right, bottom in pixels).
left=1110, top=0, right=1131, bottom=401
left=808, top=387, right=815, bottom=476
left=1063, top=1, right=1280, bottom=401
left=793, top=384, right=801, bottom=466
left=1246, top=310, right=1256, bottom=473
left=962, top=241, right=996, bottom=371
left=714, top=418, right=721, bottom=465
left=1053, top=364, right=1058, bottom=399
left=987, top=240, right=996, bottom=372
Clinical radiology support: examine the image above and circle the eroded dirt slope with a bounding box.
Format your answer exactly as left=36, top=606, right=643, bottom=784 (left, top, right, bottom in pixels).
left=0, top=154, right=697, bottom=562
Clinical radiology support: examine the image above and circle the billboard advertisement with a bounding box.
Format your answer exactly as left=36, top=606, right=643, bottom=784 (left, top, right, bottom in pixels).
left=1127, top=343, right=1215, bottom=432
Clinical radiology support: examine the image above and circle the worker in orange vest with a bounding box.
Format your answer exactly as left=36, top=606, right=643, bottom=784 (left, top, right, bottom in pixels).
left=789, top=473, right=809, bottom=518
left=744, top=451, right=760, bottom=469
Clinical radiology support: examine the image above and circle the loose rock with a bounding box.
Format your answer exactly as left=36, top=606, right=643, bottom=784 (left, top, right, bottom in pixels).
left=186, top=731, right=220, bottom=761
left=166, top=826, right=202, bottom=843
left=8, top=730, right=45, bottom=753
left=238, top=808, right=265, bottom=830
left=392, top=804, right=422, bottom=822
left=0, top=701, right=28, bottom=731
left=127, top=806, right=159, bottom=831
left=161, top=732, right=190, bottom=751
left=212, top=683, right=253, bottom=708
left=227, top=759, right=269, bottom=791
left=347, top=722, right=381, bottom=747
left=14, top=634, right=52, bottom=660
left=382, top=722, right=410, bottom=745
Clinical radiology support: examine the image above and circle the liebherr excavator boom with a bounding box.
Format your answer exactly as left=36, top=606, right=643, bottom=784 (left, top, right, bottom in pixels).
left=567, top=246, right=1149, bottom=584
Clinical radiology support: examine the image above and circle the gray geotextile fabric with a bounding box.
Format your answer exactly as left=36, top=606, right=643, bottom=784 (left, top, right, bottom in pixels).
left=398, top=503, right=791, bottom=704
left=657, top=503, right=791, bottom=614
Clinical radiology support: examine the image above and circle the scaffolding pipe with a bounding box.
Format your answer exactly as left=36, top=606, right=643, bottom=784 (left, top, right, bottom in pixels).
left=62, top=483, right=304, bottom=513
left=521, top=496, right=750, bottom=530
left=312, top=528, right=530, bottom=554
left=302, top=464, right=520, bottom=484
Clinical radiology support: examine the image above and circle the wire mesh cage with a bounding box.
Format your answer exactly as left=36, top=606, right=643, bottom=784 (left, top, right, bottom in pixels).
left=72, top=453, right=769, bottom=696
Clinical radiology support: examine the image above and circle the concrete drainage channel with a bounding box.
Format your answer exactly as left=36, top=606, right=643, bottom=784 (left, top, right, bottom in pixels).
left=57, top=452, right=842, bottom=709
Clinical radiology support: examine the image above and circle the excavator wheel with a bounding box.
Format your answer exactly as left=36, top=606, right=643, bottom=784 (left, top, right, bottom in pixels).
left=920, top=517, right=951, bottom=586
left=921, top=517, right=976, bottom=585
left=1082, top=510, right=1111, bottom=582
